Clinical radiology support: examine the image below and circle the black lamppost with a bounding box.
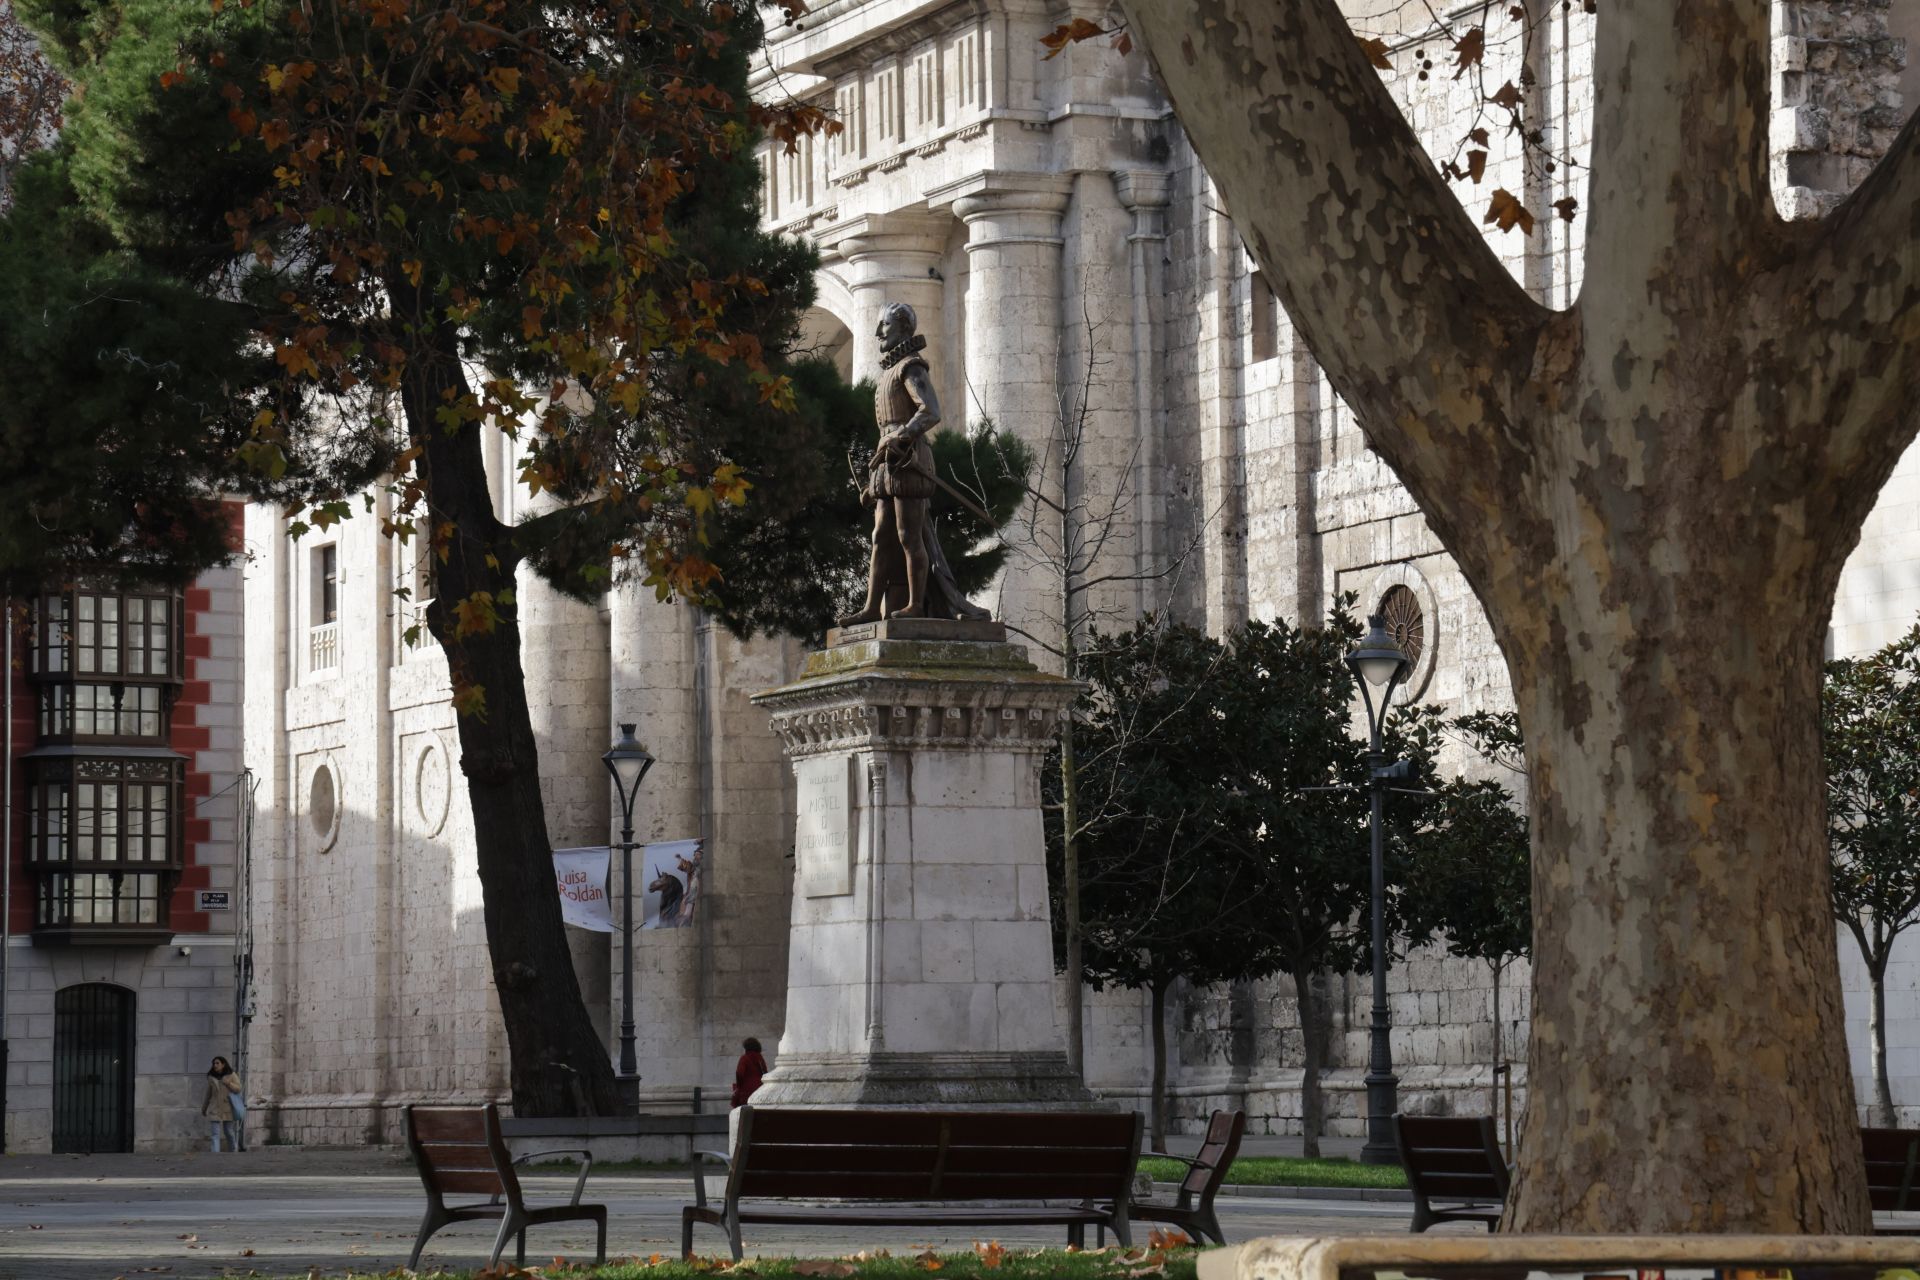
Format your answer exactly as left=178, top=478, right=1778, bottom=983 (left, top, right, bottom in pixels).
left=1347, top=614, right=1412, bottom=1166
left=602, top=723, right=654, bottom=1112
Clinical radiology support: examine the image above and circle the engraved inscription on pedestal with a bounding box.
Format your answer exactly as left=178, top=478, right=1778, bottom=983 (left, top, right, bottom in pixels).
left=796, top=754, right=854, bottom=898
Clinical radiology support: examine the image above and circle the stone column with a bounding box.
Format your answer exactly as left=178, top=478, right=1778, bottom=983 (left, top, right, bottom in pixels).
left=1114, top=170, right=1171, bottom=616
left=749, top=619, right=1095, bottom=1107
left=930, top=174, right=1072, bottom=660
left=606, top=581, right=706, bottom=1096
left=833, top=212, right=952, bottom=413
left=518, top=480, right=614, bottom=1051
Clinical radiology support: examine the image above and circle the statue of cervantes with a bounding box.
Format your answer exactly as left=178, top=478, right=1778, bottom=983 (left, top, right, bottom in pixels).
left=838, top=302, right=992, bottom=626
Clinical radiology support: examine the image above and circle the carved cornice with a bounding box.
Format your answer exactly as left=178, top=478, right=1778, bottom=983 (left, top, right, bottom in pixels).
left=756, top=667, right=1076, bottom=760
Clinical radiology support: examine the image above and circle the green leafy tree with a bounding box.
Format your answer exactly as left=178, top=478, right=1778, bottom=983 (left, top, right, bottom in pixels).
left=1217, top=603, right=1440, bottom=1158
left=1823, top=627, right=1920, bottom=1127
left=0, top=0, right=858, bottom=1115
left=1404, top=710, right=1531, bottom=1137
left=1056, top=601, right=1431, bottom=1154
left=1051, top=619, right=1259, bottom=1151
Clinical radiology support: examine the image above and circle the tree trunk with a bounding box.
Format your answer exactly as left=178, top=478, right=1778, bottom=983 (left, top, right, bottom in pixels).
left=1290, top=966, right=1323, bottom=1159
left=1490, top=960, right=1503, bottom=1140
left=1149, top=977, right=1169, bottom=1153
left=1061, top=714, right=1084, bottom=1079
left=1117, top=0, right=1920, bottom=1233
left=1872, top=958, right=1895, bottom=1128
left=399, top=306, right=623, bottom=1117
left=1504, top=604, right=1862, bottom=1231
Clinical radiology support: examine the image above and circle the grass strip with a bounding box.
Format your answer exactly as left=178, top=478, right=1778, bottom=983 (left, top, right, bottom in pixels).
left=1137, top=1155, right=1406, bottom=1190
left=293, top=1244, right=1203, bottom=1280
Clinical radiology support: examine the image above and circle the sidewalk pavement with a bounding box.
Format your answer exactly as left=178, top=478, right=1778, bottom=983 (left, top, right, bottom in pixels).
left=0, top=1146, right=1422, bottom=1280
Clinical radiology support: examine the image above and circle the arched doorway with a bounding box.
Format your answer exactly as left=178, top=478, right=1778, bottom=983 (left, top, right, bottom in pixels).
left=53, top=983, right=135, bottom=1153
left=797, top=307, right=854, bottom=385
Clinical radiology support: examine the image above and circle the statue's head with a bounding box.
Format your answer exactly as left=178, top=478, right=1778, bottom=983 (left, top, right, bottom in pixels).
left=876, top=301, right=917, bottom=348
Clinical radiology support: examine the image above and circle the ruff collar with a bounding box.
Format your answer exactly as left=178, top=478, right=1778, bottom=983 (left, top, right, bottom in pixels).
left=879, top=333, right=927, bottom=370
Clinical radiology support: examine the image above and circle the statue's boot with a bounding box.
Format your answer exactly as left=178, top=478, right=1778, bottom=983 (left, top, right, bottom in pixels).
left=838, top=603, right=885, bottom=626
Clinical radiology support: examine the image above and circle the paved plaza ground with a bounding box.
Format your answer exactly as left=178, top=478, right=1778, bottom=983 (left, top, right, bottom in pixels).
left=0, top=1145, right=1432, bottom=1280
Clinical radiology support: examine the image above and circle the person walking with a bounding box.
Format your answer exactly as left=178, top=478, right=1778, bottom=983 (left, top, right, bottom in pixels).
left=202, top=1056, right=244, bottom=1152
left=730, top=1037, right=768, bottom=1109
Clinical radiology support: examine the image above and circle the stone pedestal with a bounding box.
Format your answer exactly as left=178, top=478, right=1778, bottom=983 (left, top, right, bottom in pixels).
left=749, top=620, right=1097, bottom=1108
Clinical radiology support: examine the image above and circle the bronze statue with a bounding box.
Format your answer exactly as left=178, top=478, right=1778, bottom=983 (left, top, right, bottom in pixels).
left=839, top=302, right=991, bottom=626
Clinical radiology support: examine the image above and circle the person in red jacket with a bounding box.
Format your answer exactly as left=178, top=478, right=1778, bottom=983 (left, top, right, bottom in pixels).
left=731, top=1037, right=768, bottom=1108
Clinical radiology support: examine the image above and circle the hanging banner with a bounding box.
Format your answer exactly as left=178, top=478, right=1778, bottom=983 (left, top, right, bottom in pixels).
left=641, top=838, right=704, bottom=930
left=552, top=846, right=614, bottom=932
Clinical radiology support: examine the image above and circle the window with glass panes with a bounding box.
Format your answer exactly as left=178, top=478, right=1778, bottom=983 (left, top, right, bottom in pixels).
left=24, top=584, right=188, bottom=941
left=38, top=684, right=166, bottom=740
left=30, top=588, right=178, bottom=683
left=27, top=758, right=183, bottom=935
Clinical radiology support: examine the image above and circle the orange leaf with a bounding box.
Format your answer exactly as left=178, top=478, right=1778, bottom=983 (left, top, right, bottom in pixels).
left=1357, top=36, right=1393, bottom=70
left=1490, top=79, right=1523, bottom=110
left=1040, top=18, right=1105, bottom=60
left=1466, top=149, right=1487, bottom=184
left=159, top=70, right=186, bottom=90
left=1553, top=196, right=1580, bottom=222
left=1482, top=188, right=1535, bottom=235
left=1451, top=27, right=1485, bottom=78
left=1112, top=31, right=1132, bottom=57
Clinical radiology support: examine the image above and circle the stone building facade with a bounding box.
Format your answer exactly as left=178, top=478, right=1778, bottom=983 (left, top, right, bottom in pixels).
left=241, top=0, right=1920, bottom=1140
left=2, top=506, right=248, bottom=1152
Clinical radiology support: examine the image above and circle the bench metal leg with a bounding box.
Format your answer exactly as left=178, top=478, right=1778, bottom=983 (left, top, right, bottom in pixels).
left=408, top=1206, right=447, bottom=1271
left=516, top=1224, right=528, bottom=1266
left=488, top=1213, right=523, bottom=1268
left=681, top=1210, right=697, bottom=1261
left=727, top=1208, right=744, bottom=1262
left=1110, top=1208, right=1131, bottom=1250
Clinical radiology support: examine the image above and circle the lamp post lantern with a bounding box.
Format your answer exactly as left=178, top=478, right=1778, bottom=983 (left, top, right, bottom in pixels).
left=1346, top=614, right=1411, bottom=1166
left=602, top=723, right=654, bottom=1112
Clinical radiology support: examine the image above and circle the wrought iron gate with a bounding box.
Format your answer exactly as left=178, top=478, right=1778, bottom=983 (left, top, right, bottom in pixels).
left=53, top=984, right=134, bottom=1154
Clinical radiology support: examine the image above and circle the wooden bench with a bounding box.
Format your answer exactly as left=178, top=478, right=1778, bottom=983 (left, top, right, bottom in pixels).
left=1862, top=1125, right=1920, bottom=1235
left=404, top=1103, right=608, bottom=1269
left=1395, top=1113, right=1508, bottom=1233
left=1092, top=1108, right=1245, bottom=1247
left=682, top=1106, right=1143, bottom=1261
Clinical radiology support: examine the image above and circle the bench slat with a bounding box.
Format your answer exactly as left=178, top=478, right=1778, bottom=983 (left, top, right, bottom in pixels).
left=742, top=1145, right=939, bottom=1173
left=747, top=1112, right=948, bottom=1144
left=433, top=1168, right=507, bottom=1195
left=411, top=1109, right=488, bottom=1142
left=737, top=1173, right=940, bottom=1199
left=944, top=1148, right=1134, bottom=1175
left=1403, top=1149, right=1507, bottom=1176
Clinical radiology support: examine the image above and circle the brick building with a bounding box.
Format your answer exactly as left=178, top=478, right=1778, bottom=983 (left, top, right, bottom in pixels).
left=2, top=507, right=248, bottom=1152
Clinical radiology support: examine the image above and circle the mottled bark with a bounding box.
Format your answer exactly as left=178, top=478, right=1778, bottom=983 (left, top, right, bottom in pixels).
left=1290, top=966, right=1324, bottom=1160
left=1118, top=0, right=1920, bottom=1232
left=397, top=300, right=624, bottom=1117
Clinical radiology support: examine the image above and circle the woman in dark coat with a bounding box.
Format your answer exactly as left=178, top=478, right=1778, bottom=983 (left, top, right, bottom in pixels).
left=731, top=1037, right=768, bottom=1108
